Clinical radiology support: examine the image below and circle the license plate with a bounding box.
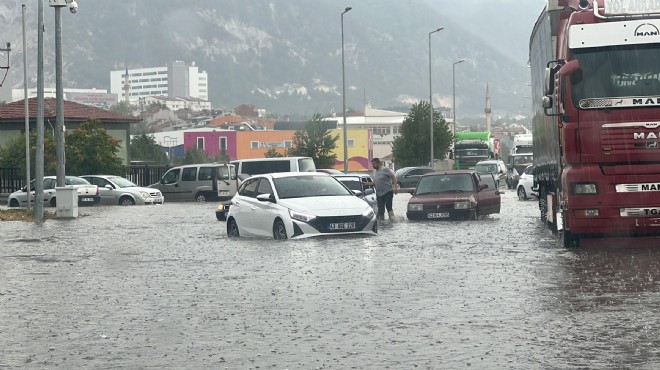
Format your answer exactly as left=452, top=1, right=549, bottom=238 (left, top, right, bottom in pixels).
left=329, top=222, right=356, bottom=230
left=218, top=191, right=230, bottom=196
left=82, top=197, right=93, bottom=202
left=427, top=212, right=449, bottom=219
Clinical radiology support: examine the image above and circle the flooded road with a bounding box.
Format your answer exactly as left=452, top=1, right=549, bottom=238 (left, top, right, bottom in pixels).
left=2, top=190, right=660, bottom=368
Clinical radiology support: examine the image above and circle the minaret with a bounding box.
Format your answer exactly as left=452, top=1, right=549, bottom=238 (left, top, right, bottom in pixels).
left=484, top=82, right=491, bottom=132
left=123, top=64, right=130, bottom=103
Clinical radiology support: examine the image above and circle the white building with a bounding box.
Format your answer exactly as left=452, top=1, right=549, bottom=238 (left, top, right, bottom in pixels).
left=110, top=61, right=208, bottom=103
left=11, top=88, right=117, bottom=108
left=144, top=96, right=212, bottom=112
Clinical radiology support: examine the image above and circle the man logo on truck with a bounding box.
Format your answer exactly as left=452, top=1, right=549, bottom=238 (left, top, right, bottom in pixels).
left=634, top=23, right=660, bottom=37
left=633, top=98, right=660, bottom=105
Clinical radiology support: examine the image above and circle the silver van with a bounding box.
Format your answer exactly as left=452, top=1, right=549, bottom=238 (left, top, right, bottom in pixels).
left=231, top=157, right=316, bottom=181
left=149, top=163, right=237, bottom=202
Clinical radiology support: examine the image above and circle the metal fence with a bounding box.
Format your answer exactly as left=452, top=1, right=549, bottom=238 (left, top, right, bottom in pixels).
left=0, top=167, right=26, bottom=195
left=0, top=165, right=169, bottom=195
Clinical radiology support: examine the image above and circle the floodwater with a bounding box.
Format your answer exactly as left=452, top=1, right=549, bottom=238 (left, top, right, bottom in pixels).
left=2, top=191, right=660, bottom=368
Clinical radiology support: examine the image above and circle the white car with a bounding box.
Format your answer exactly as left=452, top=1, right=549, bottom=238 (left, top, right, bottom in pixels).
left=226, top=172, right=377, bottom=239
left=81, top=175, right=164, bottom=205
left=516, top=165, right=538, bottom=200
left=7, top=176, right=100, bottom=207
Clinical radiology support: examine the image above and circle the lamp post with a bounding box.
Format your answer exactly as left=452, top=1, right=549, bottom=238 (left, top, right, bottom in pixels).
left=341, top=6, right=352, bottom=173
left=49, top=0, right=77, bottom=187
left=428, top=27, right=443, bottom=168
left=452, top=59, right=465, bottom=169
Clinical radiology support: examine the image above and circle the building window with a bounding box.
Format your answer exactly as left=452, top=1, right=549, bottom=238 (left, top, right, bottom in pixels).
left=197, top=137, right=205, bottom=150
left=219, top=137, right=228, bottom=151
left=284, top=140, right=292, bottom=148
left=348, top=139, right=355, bottom=147
left=250, top=141, right=259, bottom=149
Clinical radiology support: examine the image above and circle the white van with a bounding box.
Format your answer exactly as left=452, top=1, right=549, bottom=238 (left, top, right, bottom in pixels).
left=149, top=163, right=237, bottom=202
left=231, top=157, right=316, bottom=181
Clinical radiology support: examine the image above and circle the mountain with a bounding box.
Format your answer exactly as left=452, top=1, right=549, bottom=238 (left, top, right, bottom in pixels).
left=0, top=0, right=532, bottom=118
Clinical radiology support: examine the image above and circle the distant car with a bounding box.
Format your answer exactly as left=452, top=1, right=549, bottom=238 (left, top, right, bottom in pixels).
left=81, top=175, right=164, bottom=205
left=332, top=174, right=377, bottom=210
left=516, top=165, right=538, bottom=200
left=226, top=172, right=377, bottom=239
left=394, top=167, right=437, bottom=189
left=317, top=168, right=344, bottom=174
left=406, top=170, right=501, bottom=220
left=475, top=159, right=507, bottom=188
left=215, top=200, right=232, bottom=221
left=7, top=176, right=100, bottom=208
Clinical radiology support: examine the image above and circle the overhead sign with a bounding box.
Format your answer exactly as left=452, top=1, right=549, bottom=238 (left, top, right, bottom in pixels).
left=604, top=0, right=660, bottom=16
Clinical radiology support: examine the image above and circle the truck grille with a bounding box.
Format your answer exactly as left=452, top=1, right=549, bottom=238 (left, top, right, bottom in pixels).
left=601, top=122, right=660, bottom=154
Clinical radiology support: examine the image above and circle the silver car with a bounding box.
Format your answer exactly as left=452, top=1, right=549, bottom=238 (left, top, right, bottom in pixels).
left=81, top=175, right=164, bottom=205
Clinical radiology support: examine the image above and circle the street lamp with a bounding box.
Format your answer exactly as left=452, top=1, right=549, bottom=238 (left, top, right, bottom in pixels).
left=428, top=27, right=443, bottom=167
left=341, top=6, right=352, bottom=173
left=49, top=0, right=78, bottom=187
left=452, top=58, right=465, bottom=169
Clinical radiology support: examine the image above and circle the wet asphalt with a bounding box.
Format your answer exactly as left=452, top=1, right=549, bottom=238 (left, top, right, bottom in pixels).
left=2, top=190, right=660, bottom=369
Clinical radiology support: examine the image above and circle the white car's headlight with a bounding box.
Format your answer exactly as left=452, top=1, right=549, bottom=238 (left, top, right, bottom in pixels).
left=289, top=209, right=316, bottom=223
left=408, top=203, right=423, bottom=212
left=139, top=191, right=149, bottom=198
left=362, top=208, right=375, bottom=218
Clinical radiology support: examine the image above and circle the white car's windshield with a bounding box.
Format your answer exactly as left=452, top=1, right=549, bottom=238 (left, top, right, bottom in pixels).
left=109, top=176, right=139, bottom=188
left=274, top=176, right=351, bottom=199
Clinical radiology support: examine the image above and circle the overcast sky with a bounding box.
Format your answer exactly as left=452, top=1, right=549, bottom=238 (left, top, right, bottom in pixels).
left=424, top=0, right=548, bottom=64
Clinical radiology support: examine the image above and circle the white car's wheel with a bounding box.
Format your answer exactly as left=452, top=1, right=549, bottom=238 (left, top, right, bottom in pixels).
left=517, top=186, right=528, bottom=200
left=119, top=196, right=136, bottom=206
left=227, top=218, right=240, bottom=237
left=273, top=219, right=288, bottom=240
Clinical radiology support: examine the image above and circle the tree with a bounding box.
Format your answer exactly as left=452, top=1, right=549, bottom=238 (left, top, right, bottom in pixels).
left=286, top=113, right=338, bottom=168
left=65, top=119, right=126, bottom=175
left=109, top=101, right=134, bottom=116
left=130, top=133, right=169, bottom=165
left=0, top=132, right=57, bottom=177
left=181, top=148, right=213, bottom=164
left=264, top=147, right=284, bottom=158
left=392, top=101, right=453, bottom=167
left=0, top=119, right=125, bottom=176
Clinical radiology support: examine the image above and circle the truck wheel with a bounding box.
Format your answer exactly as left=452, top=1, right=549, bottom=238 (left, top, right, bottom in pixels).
left=195, top=192, right=207, bottom=202
left=9, top=198, right=19, bottom=207
left=560, top=228, right=580, bottom=248
left=273, top=219, right=288, bottom=240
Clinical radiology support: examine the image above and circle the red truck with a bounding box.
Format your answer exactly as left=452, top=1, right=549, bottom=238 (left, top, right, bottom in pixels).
left=530, top=0, right=660, bottom=247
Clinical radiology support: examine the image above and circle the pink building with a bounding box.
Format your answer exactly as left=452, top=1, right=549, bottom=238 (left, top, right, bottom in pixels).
left=183, top=129, right=237, bottom=160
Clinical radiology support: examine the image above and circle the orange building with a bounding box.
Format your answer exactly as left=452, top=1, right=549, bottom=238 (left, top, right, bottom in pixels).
left=235, top=128, right=372, bottom=171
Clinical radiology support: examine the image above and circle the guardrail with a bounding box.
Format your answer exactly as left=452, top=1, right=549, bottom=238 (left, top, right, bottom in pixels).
left=0, top=167, right=26, bottom=195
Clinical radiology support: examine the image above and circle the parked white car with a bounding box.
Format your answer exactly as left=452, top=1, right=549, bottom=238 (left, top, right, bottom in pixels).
left=81, top=175, right=164, bottom=205
left=516, top=165, right=538, bottom=200
left=7, top=176, right=100, bottom=207
left=226, top=172, right=377, bottom=239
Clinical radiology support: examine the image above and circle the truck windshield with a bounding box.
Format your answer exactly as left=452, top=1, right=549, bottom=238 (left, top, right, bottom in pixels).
left=571, top=44, right=660, bottom=104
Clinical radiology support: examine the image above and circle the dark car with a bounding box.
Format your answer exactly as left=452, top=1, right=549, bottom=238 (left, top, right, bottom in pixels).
left=406, top=170, right=501, bottom=221
left=215, top=200, right=232, bottom=221
left=394, top=167, right=437, bottom=189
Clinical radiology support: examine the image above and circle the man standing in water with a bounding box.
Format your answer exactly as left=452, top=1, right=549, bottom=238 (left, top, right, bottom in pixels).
left=367, top=158, right=398, bottom=221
